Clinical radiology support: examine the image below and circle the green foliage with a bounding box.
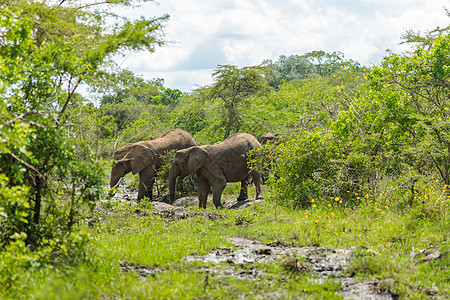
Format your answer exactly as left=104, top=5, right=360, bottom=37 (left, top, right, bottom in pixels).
left=152, top=88, right=183, bottom=106
left=95, top=70, right=165, bottom=105
left=367, top=33, right=450, bottom=186
left=0, top=0, right=169, bottom=290
left=253, top=130, right=352, bottom=207
left=263, top=51, right=361, bottom=89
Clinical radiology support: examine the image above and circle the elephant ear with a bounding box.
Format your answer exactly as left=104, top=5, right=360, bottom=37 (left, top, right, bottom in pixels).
left=113, top=143, right=134, bottom=161
left=129, top=144, right=157, bottom=175
left=186, top=147, right=208, bottom=175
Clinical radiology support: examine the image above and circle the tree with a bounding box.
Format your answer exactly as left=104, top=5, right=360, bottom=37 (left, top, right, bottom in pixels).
left=0, top=0, right=168, bottom=267
left=368, top=30, right=450, bottom=187
left=208, top=65, right=273, bottom=139
left=263, top=51, right=361, bottom=89
left=96, top=69, right=165, bottom=105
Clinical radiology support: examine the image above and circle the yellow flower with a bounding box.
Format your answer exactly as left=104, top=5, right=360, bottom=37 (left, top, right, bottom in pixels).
left=328, top=204, right=331, bottom=207
left=385, top=206, right=389, bottom=209
left=314, top=219, right=318, bottom=224
left=312, top=204, right=317, bottom=208
left=331, top=212, right=335, bottom=217
left=305, top=215, right=309, bottom=218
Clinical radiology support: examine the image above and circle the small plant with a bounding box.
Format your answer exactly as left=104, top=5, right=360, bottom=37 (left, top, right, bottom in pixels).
left=280, top=254, right=310, bottom=274
left=234, top=212, right=255, bottom=226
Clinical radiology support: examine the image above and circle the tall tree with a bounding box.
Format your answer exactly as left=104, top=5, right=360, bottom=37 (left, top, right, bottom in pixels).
left=0, top=0, right=168, bottom=254
left=208, top=65, right=272, bottom=139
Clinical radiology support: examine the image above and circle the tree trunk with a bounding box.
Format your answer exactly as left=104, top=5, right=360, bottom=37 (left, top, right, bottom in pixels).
left=33, top=175, right=41, bottom=225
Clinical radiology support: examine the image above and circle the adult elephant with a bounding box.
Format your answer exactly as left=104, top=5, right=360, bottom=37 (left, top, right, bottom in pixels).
left=110, top=129, right=196, bottom=201
left=168, top=133, right=263, bottom=208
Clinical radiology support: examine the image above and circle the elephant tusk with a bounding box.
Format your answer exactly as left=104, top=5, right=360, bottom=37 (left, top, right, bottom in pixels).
left=111, top=177, right=123, bottom=189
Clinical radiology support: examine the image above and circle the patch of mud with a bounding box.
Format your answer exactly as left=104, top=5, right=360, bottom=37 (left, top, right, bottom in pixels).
left=109, top=178, right=138, bottom=203
left=409, top=245, right=448, bottom=262
left=150, top=196, right=264, bottom=221
left=185, top=237, right=395, bottom=300
left=119, top=261, right=163, bottom=278
left=152, top=202, right=226, bottom=221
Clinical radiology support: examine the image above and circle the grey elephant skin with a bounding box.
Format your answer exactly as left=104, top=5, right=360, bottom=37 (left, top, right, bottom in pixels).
left=168, top=133, right=263, bottom=209
left=110, top=129, right=196, bottom=201
left=259, top=132, right=280, bottom=145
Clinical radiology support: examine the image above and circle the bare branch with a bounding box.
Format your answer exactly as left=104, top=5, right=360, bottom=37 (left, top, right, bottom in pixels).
left=7, top=151, right=46, bottom=180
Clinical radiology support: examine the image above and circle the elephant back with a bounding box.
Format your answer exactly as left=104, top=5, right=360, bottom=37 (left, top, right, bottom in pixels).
left=147, top=129, right=197, bottom=155
left=214, top=133, right=261, bottom=155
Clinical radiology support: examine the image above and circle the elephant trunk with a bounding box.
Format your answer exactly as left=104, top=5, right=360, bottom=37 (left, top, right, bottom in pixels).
left=110, top=161, right=128, bottom=189
left=168, top=164, right=180, bottom=204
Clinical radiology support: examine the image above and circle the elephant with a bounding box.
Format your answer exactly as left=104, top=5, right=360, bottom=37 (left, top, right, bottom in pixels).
left=110, top=129, right=196, bottom=201
left=168, top=133, right=263, bottom=209
left=259, top=132, right=280, bottom=145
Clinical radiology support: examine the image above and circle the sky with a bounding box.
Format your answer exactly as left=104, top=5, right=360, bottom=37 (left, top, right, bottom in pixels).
left=116, top=0, right=449, bottom=92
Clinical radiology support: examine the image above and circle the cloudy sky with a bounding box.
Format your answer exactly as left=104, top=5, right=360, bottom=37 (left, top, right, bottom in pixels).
left=117, top=0, right=449, bottom=92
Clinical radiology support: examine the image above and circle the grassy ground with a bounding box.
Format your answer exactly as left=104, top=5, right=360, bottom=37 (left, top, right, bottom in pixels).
left=2, top=183, right=449, bottom=299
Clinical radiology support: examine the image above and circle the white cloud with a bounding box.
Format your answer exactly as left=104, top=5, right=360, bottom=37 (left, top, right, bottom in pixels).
left=117, top=0, right=449, bottom=91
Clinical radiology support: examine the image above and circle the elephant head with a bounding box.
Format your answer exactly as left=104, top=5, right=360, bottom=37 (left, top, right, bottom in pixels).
left=110, top=143, right=157, bottom=189
left=168, top=146, right=208, bottom=204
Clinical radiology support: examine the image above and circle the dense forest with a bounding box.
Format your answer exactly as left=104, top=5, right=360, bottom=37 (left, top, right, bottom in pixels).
left=0, top=1, right=449, bottom=299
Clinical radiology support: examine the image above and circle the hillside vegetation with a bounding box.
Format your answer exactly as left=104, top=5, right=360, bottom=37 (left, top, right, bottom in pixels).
left=0, top=1, right=449, bottom=299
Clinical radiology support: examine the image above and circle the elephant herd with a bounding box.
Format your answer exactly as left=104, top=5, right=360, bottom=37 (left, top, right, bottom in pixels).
left=110, top=129, right=273, bottom=209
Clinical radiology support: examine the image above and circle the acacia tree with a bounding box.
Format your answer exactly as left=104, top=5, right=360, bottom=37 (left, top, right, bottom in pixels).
left=0, top=0, right=168, bottom=261
left=208, top=65, right=272, bottom=139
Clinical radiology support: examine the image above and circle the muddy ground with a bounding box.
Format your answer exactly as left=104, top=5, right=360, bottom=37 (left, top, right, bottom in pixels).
left=108, top=184, right=396, bottom=299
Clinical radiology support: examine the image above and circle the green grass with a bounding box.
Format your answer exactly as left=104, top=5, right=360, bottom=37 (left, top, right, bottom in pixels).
left=1, top=189, right=448, bottom=299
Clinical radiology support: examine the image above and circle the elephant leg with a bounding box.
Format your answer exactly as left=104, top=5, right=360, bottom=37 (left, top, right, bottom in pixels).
left=252, top=171, right=263, bottom=200
left=137, top=167, right=155, bottom=201
left=197, top=177, right=210, bottom=209
left=211, top=178, right=227, bottom=209
left=237, top=176, right=249, bottom=201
